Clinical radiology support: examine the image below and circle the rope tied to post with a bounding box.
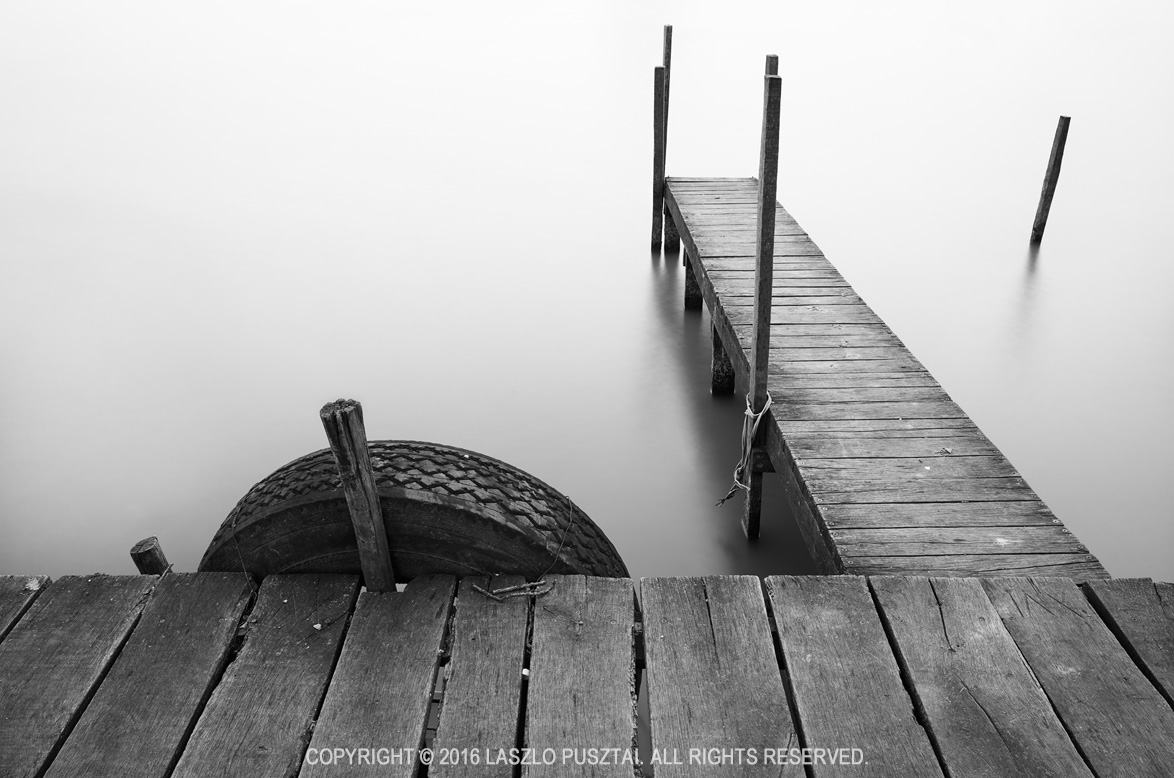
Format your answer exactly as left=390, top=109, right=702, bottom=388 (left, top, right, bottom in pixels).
left=716, top=391, right=773, bottom=506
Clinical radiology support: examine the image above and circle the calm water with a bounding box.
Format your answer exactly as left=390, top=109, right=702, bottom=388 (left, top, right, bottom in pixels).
left=2, top=2, right=1170, bottom=582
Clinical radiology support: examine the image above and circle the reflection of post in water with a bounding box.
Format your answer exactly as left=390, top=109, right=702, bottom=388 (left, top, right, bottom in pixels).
left=1030, top=116, right=1070, bottom=244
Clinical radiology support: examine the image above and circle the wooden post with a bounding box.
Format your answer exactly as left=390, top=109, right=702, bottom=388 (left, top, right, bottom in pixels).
left=744, top=65, right=783, bottom=540
left=684, top=253, right=702, bottom=309
left=320, top=399, right=396, bottom=591
left=661, top=25, right=681, bottom=253
left=130, top=537, right=169, bottom=575
left=652, top=66, right=666, bottom=249
left=1031, top=116, right=1070, bottom=244
left=711, top=326, right=735, bottom=395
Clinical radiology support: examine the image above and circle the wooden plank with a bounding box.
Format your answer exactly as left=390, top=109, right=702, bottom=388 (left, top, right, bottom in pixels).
left=765, top=576, right=943, bottom=777
left=777, top=376, right=944, bottom=393
left=765, top=359, right=928, bottom=375
left=870, top=577, right=1094, bottom=778
left=43, top=573, right=254, bottom=778
left=774, top=386, right=946, bottom=402
left=820, top=502, right=1061, bottom=529
left=779, top=418, right=979, bottom=434
left=641, top=576, right=800, bottom=776
left=320, top=399, right=396, bottom=590
left=809, top=478, right=1037, bottom=504
left=775, top=400, right=969, bottom=422
left=429, top=576, right=529, bottom=778
left=788, top=433, right=998, bottom=459
left=830, top=526, right=1085, bottom=556
left=1083, top=578, right=1174, bottom=706
left=0, top=575, right=157, bottom=778
left=847, top=555, right=1107, bottom=579
left=0, top=575, right=49, bottom=641
left=302, top=575, right=456, bottom=778
left=524, top=575, right=637, bottom=777
left=171, top=574, right=360, bottom=778
left=798, top=455, right=1020, bottom=480
left=982, top=577, right=1174, bottom=775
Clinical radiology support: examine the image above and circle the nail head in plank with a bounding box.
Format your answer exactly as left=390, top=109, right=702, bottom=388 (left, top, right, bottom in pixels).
left=870, top=576, right=1093, bottom=778
left=302, top=575, right=456, bottom=778
left=171, top=574, right=361, bottom=778
left=1082, top=578, right=1174, bottom=707
left=641, top=576, right=801, bottom=776
left=981, top=577, right=1174, bottom=776
left=429, top=575, right=529, bottom=778
left=43, top=573, right=254, bottom=778
left=765, top=575, right=944, bottom=776
left=525, top=575, right=638, bottom=777
left=0, top=575, right=157, bottom=778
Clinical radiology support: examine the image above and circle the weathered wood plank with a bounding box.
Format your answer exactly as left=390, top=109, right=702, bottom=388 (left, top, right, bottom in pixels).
left=641, top=576, right=800, bottom=776
left=870, top=577, right=1093, bottom=778
left=779, top=418, right=980, bottom=434
left=775, top=373, right=942, bottom=389
left=525, top=575, right=637, bottom=777
left=765, top=576, right=943, bottom=777
left=761, top=423, right=840, bottom=573
left=0, top=575, right=49, bottom=641
left=0, top=575, right=157, bottom=778
left=774, top=384, right=946, bottom=400
left=302, top=575, right=456, bottom=778
left=846, top=555, right=1107, bottom=579
left=774, top=400, right=969, bottom=422
left=830, top=526, right=1085, bottom=556
left=788, top=433, right=998, bottom=459
left=44, top=573, right=254, bottom=778
left=798, top=455, right=1020, bottom=480
left=429, top=576, right=530, bottom=778
left=711, top=273, right=849, bottom=287
left=820, top=502, right=1060, bottom=529
left=171, top=574, right=360, bottom=778
left=809, top=478, right=1036, bottom=503
left=1083, top=578, right=1174, bottom=707
left=766, top=359, right=929, bottom=375
left=982, top=577, right=1174, bottom=775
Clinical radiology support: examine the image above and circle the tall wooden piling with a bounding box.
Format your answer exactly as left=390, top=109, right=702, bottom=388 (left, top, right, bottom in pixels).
left=1031, top=116, right=1070, bottom=244
left=652, top=66, right=666, bottom=249
left=743, top=62, right=782, bottom=540
left=661, top=26, right=680, bottom=253
left=320, top=399, right=396, bottom=591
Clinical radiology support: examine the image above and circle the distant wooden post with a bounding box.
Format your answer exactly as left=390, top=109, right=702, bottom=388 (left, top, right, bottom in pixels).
left=652, top=66, right=666, bottom=249
left=744, top=63, right=783, bottom=540
left=320, top=399, right=396, bottom=591
left=130, top=537, right=170, bottom=575
left=1031, top=116, right=1070, bottom=244
left=661, top=25, right=680, bottom=253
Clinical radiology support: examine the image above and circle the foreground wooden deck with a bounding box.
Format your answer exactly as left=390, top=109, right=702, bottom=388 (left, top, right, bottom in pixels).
left=663, top=177, right=1107, bottom=580
left=2, top=572, right=1171, bottom=776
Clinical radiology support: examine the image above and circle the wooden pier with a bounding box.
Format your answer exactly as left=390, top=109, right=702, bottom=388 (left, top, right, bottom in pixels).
left=650, top=31, right=1106, bottom=579
left=2, top=572, right=1172, bottom=777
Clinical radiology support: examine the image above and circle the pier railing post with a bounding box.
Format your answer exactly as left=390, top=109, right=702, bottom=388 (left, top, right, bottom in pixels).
left=744, top=59, right=782, bottom=540
left=1030, top=115, right=1071, bottom=244
left=320, top=399, right=396, bottom=591
left=652, top=65, right=666, bottom=249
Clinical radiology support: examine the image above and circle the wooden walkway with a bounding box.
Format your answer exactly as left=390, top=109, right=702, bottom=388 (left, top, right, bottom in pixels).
left=2, top=572, right=1172, bottom=777
left=663, top=176, right=1108, bottom=580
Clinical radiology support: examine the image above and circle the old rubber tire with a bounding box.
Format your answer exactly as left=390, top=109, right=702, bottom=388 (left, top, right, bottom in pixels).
left=199, top=440, right=628, bottom=582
